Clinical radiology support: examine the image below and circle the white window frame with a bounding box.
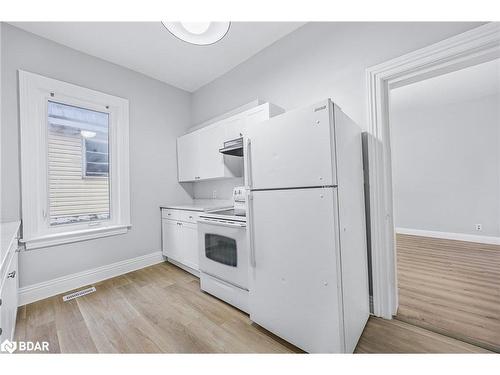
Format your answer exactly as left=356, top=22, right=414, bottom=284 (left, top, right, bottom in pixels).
left=19, top=71, right=131, bottom=249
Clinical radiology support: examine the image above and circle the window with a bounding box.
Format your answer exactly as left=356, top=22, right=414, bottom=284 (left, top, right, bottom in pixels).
left=47, top=101, right=110, bottom=226
left=19, top=71, right=130, bottom=249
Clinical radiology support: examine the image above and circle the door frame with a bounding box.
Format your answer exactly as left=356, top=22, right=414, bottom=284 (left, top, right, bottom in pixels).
left=365, top=22, right=500, bottom=319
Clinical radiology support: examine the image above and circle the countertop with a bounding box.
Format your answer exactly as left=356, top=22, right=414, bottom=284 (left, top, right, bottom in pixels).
left=1, top=221, right=20, bottom=272
left=160, top=199, right=233, bottom=212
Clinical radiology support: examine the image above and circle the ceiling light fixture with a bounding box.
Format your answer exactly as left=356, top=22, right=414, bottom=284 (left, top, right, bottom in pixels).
left=161, top=22, right=230, bottom=45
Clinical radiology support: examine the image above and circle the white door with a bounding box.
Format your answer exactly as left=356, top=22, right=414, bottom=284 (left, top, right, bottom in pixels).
left=247, top=100, right=336, bottom=190
left=248, top=187, right=344, bottom=353
left=182, top=222, right=199, bottom=270
left=177, top=132, right=200, bottom=182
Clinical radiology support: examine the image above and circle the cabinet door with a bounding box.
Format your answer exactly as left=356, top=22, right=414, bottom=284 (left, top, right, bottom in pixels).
left=198, top=125, right=225, bottom=180
left=224, top=116, right=246, bottom=140
left=162, top=220, right=183, bottom=262
left=245, top=105, right=270, bottom=130
left=177, top=132, right=200, bottom=182
left=0, top=252, right=18, bottom=343
left=181, top=222, right=199, bottom=270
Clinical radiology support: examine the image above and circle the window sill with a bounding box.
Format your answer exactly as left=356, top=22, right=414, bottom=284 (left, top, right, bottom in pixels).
left=20, top=224, right=131, bottom=250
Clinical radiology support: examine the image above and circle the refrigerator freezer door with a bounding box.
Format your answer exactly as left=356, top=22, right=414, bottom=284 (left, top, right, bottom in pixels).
left=247, top=100, right=336, bottom=190
left=248, top=187, right=345, bottom=353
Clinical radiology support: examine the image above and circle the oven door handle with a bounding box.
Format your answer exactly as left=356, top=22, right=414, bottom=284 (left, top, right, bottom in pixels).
left=198, top=219, right=246, bottom=228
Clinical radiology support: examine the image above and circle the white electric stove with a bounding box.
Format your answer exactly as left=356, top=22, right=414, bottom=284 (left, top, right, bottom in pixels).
left=197, top=187, right=249, bottom=312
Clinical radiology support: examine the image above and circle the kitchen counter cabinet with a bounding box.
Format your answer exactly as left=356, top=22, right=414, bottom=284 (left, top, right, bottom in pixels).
left=0, top=221, right=20, bottom=343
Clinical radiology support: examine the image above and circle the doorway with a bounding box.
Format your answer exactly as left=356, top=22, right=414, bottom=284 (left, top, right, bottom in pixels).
left=365, top=22, right=500, bottom=348
left=388, top=59, right=500, bottom=351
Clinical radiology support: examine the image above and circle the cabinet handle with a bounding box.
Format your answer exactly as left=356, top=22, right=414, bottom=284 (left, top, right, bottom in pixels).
left=7, top=271, right=16, bottom=278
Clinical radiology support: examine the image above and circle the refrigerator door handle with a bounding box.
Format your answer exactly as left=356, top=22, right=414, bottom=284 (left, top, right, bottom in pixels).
left=247, top=192, right=256, bottom=267
left=245, top=138, right=252, bottom=189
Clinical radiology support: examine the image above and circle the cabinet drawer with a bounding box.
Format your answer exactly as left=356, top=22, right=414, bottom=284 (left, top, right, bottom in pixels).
left=161, top=209, right=199, bottom=223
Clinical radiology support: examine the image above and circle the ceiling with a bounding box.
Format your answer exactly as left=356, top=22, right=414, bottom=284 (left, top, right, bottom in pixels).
left=391, top=58, right=500, bottom=112
left=10, top=22, right=305, bottom=92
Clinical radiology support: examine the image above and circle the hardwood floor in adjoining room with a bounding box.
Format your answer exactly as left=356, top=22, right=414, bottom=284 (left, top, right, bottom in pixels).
left=355, top=316, right=490, bottom=353
left=16, top=260, right=493, bottom=354
left=396, top=234, right=500, bottom=352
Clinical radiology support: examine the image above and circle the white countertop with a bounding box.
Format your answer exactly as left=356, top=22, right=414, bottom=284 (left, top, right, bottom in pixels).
left=1, top=221, right=20, bottom=272
left=160, top=199, right=233, bottom=212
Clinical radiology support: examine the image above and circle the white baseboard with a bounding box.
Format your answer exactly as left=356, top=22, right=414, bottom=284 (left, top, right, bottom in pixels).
left=395, top=227, right=500, bottom=245
left=18, top=251, right=164, bottom=306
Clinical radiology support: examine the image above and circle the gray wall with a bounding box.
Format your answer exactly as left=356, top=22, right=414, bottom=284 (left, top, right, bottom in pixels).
left=193, top=177, right=243, bottom=200
left=191, top=22, right=484, bottom=129
left=391, top=94, right=500, bottom=237
left=1, top=24, right=193, bottom=287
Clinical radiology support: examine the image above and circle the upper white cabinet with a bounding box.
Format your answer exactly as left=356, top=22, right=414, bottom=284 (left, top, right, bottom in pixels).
left=223, top=116, right=246, bottom=140
left=177, top=102, right=283, bottom=182
left=177, top=131, right=200, bottom=182
left=198, top=124, right=225, bottom=180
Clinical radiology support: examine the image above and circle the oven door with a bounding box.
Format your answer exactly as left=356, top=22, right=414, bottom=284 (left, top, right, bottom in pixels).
left=198, top=218, right=248, bottom=290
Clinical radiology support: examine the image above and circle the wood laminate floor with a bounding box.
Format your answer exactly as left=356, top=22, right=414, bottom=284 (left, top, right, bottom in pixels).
left=396, top=234, right=500, bottom=352
left=15, top=261, right=492, bottom=353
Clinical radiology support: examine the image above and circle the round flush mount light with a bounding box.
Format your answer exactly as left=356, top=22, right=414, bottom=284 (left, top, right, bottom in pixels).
left=161, top=22, right=230, bottom=45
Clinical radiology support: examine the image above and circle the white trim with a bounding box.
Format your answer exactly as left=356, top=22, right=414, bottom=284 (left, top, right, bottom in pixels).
left=18, top=70, right=131, bottom=248
left=18, top=251, right=164, bottom=306
left=20, top=224, right=131, bottom=250
left=366, top=23, right=500, bottom=319
left=395, top=228, right=500, bottom=246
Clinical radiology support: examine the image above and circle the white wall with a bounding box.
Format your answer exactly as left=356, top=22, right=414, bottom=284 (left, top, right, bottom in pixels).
left=391, top=94, right=500, bottom=237
left=1, top=24, right=193, bottom=287
left=191, top=22, right=484, bottom=129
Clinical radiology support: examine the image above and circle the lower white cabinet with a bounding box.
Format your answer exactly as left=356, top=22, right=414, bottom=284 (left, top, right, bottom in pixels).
left=0, top=223, right=20, bottom=344
left=162, top=210, right=199, bottom=272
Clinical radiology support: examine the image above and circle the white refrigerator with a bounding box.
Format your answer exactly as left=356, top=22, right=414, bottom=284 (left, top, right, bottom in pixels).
left=245, top=99, right=369, bottom=353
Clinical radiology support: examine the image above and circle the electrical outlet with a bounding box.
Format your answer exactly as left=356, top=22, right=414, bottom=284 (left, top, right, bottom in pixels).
left=212, top=190, right=217, bottom=199
left=475, top=224, right=482, bottom=231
